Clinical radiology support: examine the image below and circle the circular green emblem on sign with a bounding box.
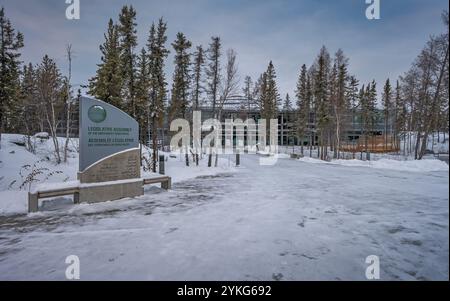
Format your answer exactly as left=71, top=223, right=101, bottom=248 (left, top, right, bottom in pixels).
left=88, top=105, right=107, bottom=123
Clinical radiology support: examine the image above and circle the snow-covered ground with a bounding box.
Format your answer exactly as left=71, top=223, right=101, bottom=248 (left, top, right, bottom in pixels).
left=0, top=134, right=236, bottom=215
left=0, top=134, right=448, bottom=280
left=298, top=156, right=449, bottom=173
left=403, top=132, right=449, bottom=154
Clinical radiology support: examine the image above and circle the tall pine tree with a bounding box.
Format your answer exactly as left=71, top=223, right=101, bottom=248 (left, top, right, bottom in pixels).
left=191, top=45, right=204, bottom=110
left=169, top=32, right=192, bottom=121
left=0, top=7, right=24, bottom=141
left=393, top=80, right=405, bottom=150
left=147, top=18, right=169, bottom=172
left=382, top=78, right=393, bottom=149
left=205, top=37, right=221, bottom=114
left=296, top=64, right=310, bottom=154
left=332, top=49, right=349, bottom=158
left=19, top=63, right=38, bottom=150
left=242, top=75, right=254, bottom=113
left=88, top=19, right=123, bottom=109
left=135, top=48, right=151, bottom=143
left=313, top=46, right=331, bottom=160
left=118, top=5, right=138, bottom=118
left=283, top=93, right=292, bottom=111
left=35, top=55, right=66, bottom=164
left=260, top=61, right=280, bottom=145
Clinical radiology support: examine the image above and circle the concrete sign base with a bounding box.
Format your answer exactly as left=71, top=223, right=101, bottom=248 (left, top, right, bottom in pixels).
left=78, top=179, right=144, bottom=204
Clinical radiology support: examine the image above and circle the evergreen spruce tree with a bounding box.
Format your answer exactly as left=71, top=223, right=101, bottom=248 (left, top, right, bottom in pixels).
left=283, top=93, right=292, bottom=111
left=382, top=78, right=393, bottom=149
left=169, top=32, right=192, bottom=121
left=35, top=55, right=66, bottom=164
left=346, top=75, right=360, bottom=156
left=88, top=19, right=123, bottom=109
left=191, top=45, right=205, bottom=110
left=359, top=84, right=370, bottom=158
left=169, top=33, right=192, bottom=166
left=0, top=7, right=24, bottom=142
left=369, top=80, right=378, bottom=124
left=329, top=61, right=338, bottom=156
left=313, top=46, right=331, bottom=160
left=19, top=63, right=38, bottom=142
left=333, top=49, right=349, bottom=158
left=259, top=61, right=280, bottom=146
left=147, top=18, right=169, bottom=172
left=296, top=64, right=310, bottom=154
left=282, top=93, right=293, bottom=148
left=118, top=5, right=138, bottom=118
left=265, top=61, right=280, bottom=118
left=204, top=37, right=222, bottom=167
left=242, top=75, right=254, bottom=113
left=306, top=73, right=314, bottom=154
left=205, top=37, right=221, bottom=114
left=362, top=80, right=377, bottom=159
left=135, top=48, right=151, bottom=143
left=346, top=76, right=359, bottom=109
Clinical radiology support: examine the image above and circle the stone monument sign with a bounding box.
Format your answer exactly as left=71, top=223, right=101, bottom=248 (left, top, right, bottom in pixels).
left=77, top=97, right=143, bottom=203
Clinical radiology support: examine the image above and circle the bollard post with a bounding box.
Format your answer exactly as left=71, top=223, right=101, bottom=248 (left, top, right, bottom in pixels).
left=159, top=155, right=165, bottom=175
left=236, top=153, right=240, bottom=167
left=28, top=192, right=39, bottom=213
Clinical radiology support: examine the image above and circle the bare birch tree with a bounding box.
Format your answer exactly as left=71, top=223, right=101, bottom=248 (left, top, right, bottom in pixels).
left=64, top=44, right=73, bottom=163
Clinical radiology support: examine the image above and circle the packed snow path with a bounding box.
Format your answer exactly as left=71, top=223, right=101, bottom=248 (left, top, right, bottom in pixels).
left=0, top=155, right=448, bottom=280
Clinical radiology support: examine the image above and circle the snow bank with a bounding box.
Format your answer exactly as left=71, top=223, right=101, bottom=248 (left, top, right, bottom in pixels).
left=0, top=134, right=78, bottom=191
left=256, top=151, right=290, bottom=159
left=298, top=156, right=449, bottom=172
left=256, top=150, right=271, bottom=156
left=0, top=190, right=28, bottom=215
left=274, top=153, right=290, bottom=159
left=297, top=157, right=325, bottom=164
left=370, top=159, right=448, bottom=172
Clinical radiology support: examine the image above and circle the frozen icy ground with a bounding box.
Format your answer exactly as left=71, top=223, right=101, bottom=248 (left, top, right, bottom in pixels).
left=0, top=149, right=448, bottom=280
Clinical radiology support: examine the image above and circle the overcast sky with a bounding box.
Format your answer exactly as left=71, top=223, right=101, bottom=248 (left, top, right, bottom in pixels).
left=2, top=0, right=448, bottom=102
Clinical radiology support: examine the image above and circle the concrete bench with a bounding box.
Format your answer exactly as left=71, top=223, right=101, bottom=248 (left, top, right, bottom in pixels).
left=28, top=187, right=80, bottom=213
left=28, top=176, right=172, bottom=213
left=143, top=176, right=172, bottom=190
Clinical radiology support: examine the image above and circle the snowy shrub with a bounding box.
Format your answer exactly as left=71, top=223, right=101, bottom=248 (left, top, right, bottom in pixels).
left=11, top=160, right=64, bottom=192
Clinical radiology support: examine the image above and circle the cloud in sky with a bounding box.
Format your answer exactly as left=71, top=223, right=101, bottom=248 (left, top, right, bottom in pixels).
left=2, top=0, right=448, bottom=102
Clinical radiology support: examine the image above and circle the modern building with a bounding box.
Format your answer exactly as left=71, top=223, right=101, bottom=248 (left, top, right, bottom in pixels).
left=171, top=97, right=396, bottom=152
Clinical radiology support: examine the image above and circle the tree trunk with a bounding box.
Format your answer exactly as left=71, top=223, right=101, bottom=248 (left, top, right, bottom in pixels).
left=152, top=116, right=157, bottom=173
left=64, top=101, right=71, bottom=163
left=419, top=42, right=448, bottom=159
left=64, top=45, right=73, bottom=163
left=208, top=154, right=212, bottom=167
